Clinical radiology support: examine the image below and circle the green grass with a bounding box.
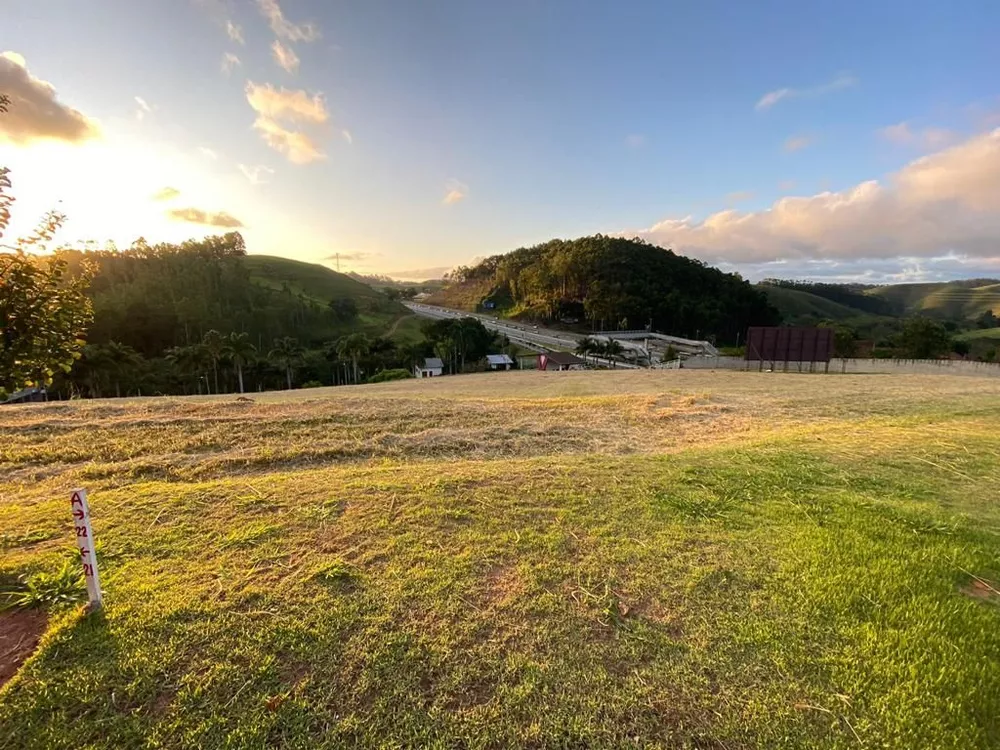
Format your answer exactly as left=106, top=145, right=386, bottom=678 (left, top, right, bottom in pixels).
left=956, top=327, right=1000, bottom=342
left=1, top=372, right=999, bottom=748
left=243, top=255, right=395, bottom=309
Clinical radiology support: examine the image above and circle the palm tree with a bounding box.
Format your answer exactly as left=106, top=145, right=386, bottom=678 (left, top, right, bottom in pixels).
left=166, top=344, right=210, bottom=394
left=202, top=329, right=226, bottom=394
left=576, top=337, right=596, bottom=365
left=98, top=341, right=141, bottom=398
left=268, top=337, right=304, bottom=390
left=604, top=339, right=624, bottom=368
left=224, top=332, right=256, bottom=394
left=336, top=333, right=370, bottom=384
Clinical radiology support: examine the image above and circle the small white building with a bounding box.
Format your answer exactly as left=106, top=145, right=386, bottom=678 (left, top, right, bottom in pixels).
left=538, top=351, right=585, bottom=371
left=415, top=357, right=444, bottom=378
left=486, top=353, right=514, bottom=371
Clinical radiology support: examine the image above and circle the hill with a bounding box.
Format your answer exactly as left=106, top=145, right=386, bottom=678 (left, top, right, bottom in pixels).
left=867, top=279, right=1000, bottom=320
left=245, top=256, right=395, bottom=311
left=47, top=235, right=425, bottom=397
left=2, top=371, right=999, bottom=747
left=242, top=255, right=407, bottom=334
left=757, top=284, right=866, bottom=322
left=428, top=235, right=779, bottom=343
left=59, top=237, right=409, bottom=357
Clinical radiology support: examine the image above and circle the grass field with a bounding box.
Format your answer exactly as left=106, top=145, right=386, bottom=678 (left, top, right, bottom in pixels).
left=2, top=371, right=999, bottom=748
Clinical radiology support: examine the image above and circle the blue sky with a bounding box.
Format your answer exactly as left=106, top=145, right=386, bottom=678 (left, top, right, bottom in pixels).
left=3, top=0, right=1000, bottom=280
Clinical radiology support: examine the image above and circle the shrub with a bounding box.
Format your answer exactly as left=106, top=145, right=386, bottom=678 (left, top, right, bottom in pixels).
left=368, top=368, right=412, bottom=383
left=4, top=562, right=85, bottom=609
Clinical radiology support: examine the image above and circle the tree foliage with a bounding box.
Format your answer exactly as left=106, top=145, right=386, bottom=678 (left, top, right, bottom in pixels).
left=895, top=318, right=952, bottom=359
left=0, top=158, right=94, bottom=397
left=421, top=317, right=497, bottom=373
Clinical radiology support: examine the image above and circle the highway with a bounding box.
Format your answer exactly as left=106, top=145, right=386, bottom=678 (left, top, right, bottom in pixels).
left=403, top=302, right=642, bottom=368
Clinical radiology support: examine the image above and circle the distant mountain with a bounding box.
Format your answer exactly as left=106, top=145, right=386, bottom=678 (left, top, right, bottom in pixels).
left=867, top=280, right=1000, bottom=319
left=760, top=278, right=1000, bottom=325
left=347, top=272, right=446, bottom=291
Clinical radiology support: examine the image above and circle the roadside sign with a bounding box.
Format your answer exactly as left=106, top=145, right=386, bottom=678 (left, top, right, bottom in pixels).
left=70, top=488, right=102, bottom=610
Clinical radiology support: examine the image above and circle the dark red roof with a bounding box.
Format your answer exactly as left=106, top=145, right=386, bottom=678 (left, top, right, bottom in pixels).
left=541, top=351, right=584, bottom=366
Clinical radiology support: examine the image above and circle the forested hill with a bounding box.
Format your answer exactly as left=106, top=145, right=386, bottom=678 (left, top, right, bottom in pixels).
left=58, top=234, right=406, bottom=356
left=427, top=235, right=779, bottom=343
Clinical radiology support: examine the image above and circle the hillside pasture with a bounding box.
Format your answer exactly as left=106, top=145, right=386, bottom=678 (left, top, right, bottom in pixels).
left=1, top=371, right=999, bottom=749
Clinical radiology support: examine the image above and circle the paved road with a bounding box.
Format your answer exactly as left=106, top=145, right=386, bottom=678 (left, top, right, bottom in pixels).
left=403, top=302, right=642, bottom=368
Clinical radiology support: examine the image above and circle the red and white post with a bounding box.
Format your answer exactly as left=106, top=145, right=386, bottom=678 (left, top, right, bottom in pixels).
left=70, top=488, right=102, bottom=610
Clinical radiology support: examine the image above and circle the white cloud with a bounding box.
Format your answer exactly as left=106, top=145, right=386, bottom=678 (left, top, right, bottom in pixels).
left=252, top=116, right=325, bottom=164
left=385, top=266, right=454, bottom=281
left=238, top=163, right=275, bottom=185
left=166, top=206, right=244, bottom=228
left=271, top=40, right=300, bottom=74
left=0, top=52, right=100, bottom=144
left=221, top=52, right=242, bottom=75
left=134, top=96, right=152, bottom=121
left=152, top=186, right=180, bottom=202
left=443, top=179, right=468, bottom=205
left=198, top=146, right=218, bottom=160
left=878, top=121, right=957, bottom=150
left=245, top=81, right=328, bottom=163
left=226, top=21, right=244, bottom=45
left=784, top=134, right=814, bottom=152
left=756, top=74, right=856, bottom=111
left=245, top=81, right=327, bottom=123
left=257, top=0, right=320, bottom=42
left=635, top=128, right=1000, bottom=268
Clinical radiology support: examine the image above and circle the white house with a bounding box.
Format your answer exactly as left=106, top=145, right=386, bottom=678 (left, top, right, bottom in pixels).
left=414, top=357, right=444, bottom=378
left=486, top=353, right=514, bottom=371
left=538, top=351, right=585, bottom=371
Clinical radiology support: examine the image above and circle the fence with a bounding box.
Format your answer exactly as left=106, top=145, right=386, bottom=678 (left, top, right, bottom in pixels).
left=667, top=356, right=1000, bottom=377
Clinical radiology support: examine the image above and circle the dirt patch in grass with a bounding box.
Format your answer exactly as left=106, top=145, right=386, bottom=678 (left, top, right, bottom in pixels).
left=962, top=577, right=1000, bottom=603
left=0, top=608, right=47, bottom=689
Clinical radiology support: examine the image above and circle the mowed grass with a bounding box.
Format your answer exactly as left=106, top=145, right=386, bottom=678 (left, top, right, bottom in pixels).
left=1, top=371, right=999, bottom=749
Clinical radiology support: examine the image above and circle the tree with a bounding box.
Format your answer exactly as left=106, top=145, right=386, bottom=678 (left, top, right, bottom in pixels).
left=329, top=297, right=359, bottom=323
left=603, top=339, right=624, bottom=367
left=166, top=344, right=209, bottom=394
left=1, top=236, right=93, bottom=397
left=951, top=339, right=971, bottom=358
left=201, top=329, right=226, bottom=394
left=975, top=310, right=998, bottom=329
left=820, top=322, right=859, bottom=358
left=336, top=333, right=370, bottom=384
left=433, top=339, right=455, bottom=374
left=0, top=111, right=94, bottom=396
left=576, top=337, right=596, bottom=364
left=895, top=318, right=951, bottom=359
left=97, top=341, right=141, bottom=398
left=224, top=331, right=256, bottom=394
left=268, top=336, right=303, bottom=389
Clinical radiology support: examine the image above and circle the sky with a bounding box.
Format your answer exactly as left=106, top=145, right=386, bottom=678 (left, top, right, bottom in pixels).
left=3, top=0, right=1000, bottom=282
